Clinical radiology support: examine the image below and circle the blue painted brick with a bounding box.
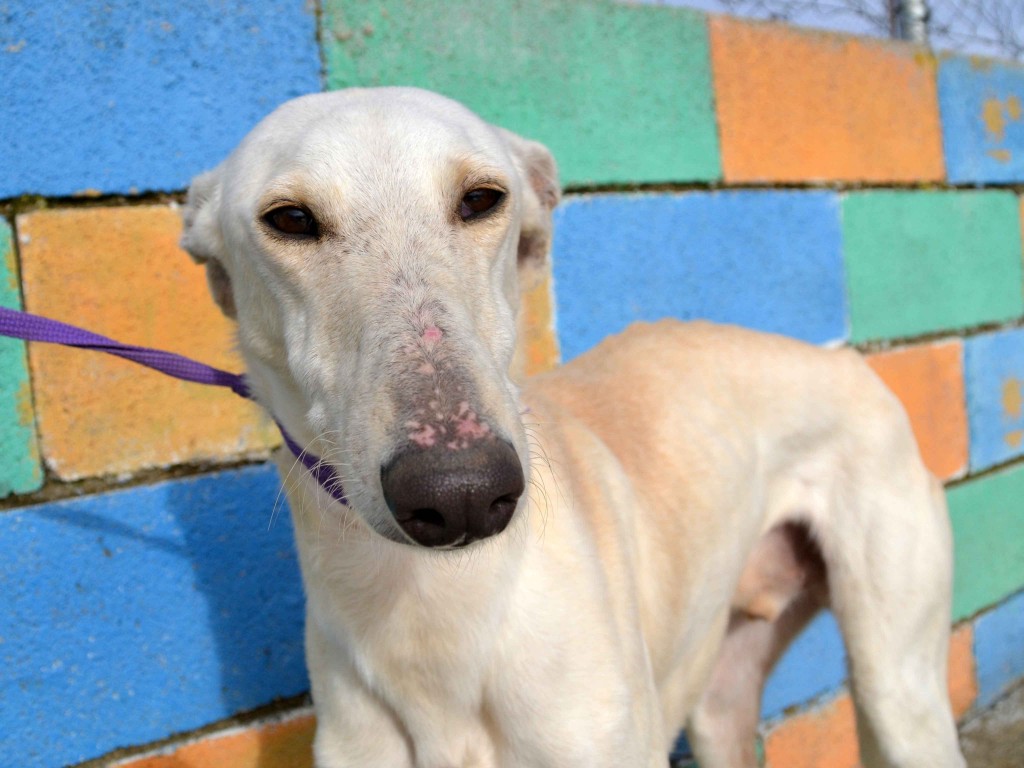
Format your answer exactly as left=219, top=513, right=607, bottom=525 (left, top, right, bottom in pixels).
left=939, top=56, right=1024, bottom=183
left=762, top=611, right=846, bottom=719
left=668, top=614, right=846, bottom=758
left=974, top=590, right=1024, bottom=709
left=0, top=464, right=307, bottom=767
left=551, top=192, right=847, bottom=361
left=965, top=327, right=1024, bottom=472
left=670, top=731, right=693, bottom=763
left=0, top=1, right=320, bottom=198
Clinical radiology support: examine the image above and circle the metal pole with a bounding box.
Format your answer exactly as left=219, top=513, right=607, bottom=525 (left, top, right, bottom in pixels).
left=889, top=0, right=930, bottom=45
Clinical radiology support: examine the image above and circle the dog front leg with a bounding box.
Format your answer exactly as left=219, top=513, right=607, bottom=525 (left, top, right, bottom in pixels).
left=306, top=622, right=414, bottom=768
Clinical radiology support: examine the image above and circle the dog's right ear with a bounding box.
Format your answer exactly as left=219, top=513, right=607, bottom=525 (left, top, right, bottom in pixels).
left=180, top=166, right=237, bottom=319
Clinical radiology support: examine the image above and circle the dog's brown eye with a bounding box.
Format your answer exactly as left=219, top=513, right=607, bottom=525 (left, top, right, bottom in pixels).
left=460, top=188, right=504, bottom=221
left=263, top=206, right=318, bottom=237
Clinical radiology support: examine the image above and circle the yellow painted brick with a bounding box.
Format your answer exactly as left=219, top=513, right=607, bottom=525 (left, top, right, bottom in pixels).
left=115, top=713, right=315, bottom=768
left=514, top=260, right=560, bottom=378
left=17, top=206, right=278, bottom=480
left=866, top=341, right=968, bottom=481
left=710, top=18, right=945, bottom=183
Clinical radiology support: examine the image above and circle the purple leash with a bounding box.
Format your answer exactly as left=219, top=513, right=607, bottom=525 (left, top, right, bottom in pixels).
left=0, top=305, right=347, bottom=505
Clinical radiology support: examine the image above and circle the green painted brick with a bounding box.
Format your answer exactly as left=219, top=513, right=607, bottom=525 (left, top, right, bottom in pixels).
left=843, top=191, right=1024, bottom=342
left=948, top=465, right=1024, bottom=621
left=0, top=221, right=41, bottom=496
left=322, top=0, right=720, bottom=185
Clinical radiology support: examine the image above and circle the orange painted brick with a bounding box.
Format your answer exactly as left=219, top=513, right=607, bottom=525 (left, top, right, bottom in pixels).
left=765, top=693, right=860, bottom=768
left=867, top=341, right=968, bottom=481
left=514, top=261, right=560, bottom=379
left=116, top=712, right=315, bottom=768
left=948, top=622, right=978, bottom=720
left=17, top=206, right=278, bottom=480
left=710, top=18, right=945, bottom=183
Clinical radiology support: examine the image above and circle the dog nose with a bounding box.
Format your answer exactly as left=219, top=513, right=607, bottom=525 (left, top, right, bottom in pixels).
left=381, top=440, right=524, bottom=548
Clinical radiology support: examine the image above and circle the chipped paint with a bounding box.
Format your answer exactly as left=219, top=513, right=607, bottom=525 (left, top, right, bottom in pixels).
left=1009, top=95, right=1023, bottom=121
left=940, top=57, right=1024, bottom=182
left=15, top=378, right=34, bottom=429
left=3, top=238, right=19, bottom=294
left=982, top=95, right=1023, bottom=171
left=912, top=49, right=937, bottom=69
left=982, top=97, right=1006, bottom=142
left=1002, top=377, right=1022, bottom=419
left=968, top=55, right=995, bottom=72
left=965, top=329, right=1024, bottom=470
left=1002, top=378, right=1023, bottom=448
left=981, top=94, right=1022, bottom=151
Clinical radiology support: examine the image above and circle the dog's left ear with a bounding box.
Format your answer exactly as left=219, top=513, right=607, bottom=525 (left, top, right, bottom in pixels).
left=498, top=129, right=561, bottom=265
left=180, top=165, right=237, bottom=319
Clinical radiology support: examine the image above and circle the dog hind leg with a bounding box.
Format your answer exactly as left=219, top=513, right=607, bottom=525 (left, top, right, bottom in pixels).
left=817, top=467, right=966, bottom=768
left=687, top=523, right=827, bottom=768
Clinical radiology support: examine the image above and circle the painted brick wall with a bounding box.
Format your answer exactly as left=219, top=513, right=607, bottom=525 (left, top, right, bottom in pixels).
left=0, top=220, right=42, bottom=495
left=2, top=1, right=1023, bottom=766
left=0, top=1, right=321, bottom=197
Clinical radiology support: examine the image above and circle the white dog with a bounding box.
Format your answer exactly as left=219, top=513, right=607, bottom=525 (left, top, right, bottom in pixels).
left=181, top=87, right=965, bottom=768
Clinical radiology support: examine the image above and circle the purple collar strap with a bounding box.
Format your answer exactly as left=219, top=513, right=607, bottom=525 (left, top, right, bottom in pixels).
left=0, top=305, right=348, bottom=505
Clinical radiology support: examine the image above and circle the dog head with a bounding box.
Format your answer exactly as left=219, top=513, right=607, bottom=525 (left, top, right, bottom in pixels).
left=181, top=88, right=559, bottom=549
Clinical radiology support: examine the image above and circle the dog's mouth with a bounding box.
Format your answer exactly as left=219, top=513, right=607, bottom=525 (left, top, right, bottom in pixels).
left=381, top=438, right=525, bottom=548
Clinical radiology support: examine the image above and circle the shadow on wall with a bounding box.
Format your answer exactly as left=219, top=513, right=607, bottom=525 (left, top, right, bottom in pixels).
left=162, top=465, right=312, bottom=768
left=0, top=463, right=309, bottom=767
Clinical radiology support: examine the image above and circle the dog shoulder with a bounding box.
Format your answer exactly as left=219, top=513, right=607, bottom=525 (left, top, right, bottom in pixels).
left=526, top=319, right=907, bottom=452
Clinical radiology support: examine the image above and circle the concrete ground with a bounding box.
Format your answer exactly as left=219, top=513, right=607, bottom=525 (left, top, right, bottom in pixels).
left=960, top=681, right=1024, bottom=768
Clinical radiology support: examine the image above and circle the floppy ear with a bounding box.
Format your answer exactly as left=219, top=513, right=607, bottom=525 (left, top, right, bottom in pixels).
left=180, top=166, right=237, bottom=318
left=498, top=129, right=561, bottom=265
